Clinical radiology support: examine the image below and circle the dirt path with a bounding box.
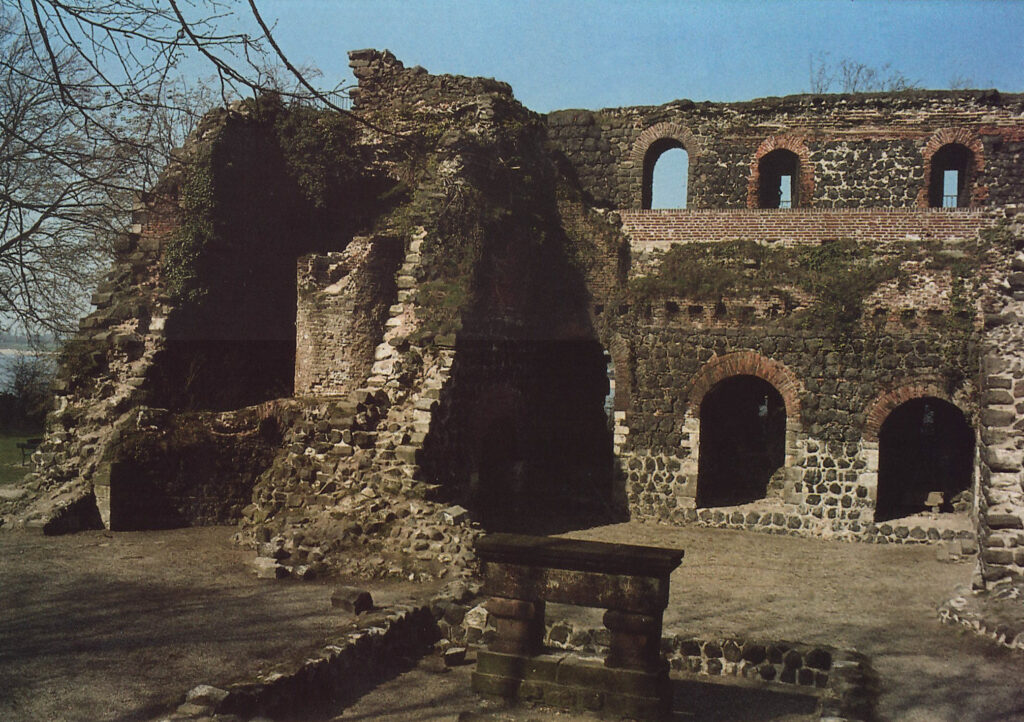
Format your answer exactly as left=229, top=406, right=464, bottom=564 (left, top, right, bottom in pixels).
left=2, top=523, right=1023, bottom=721
left=562, top=523, right=1024, bottom=722
left=0, top=527, right=431, bottom=722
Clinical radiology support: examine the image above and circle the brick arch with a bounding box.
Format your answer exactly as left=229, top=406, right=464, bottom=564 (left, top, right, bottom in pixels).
left=917, top=127, right=987, bottom=208
left=631, top=122, right=702, bottom=210
left=746, top=135, right=815, bottom=209
left=686, top=351, right=803, bottom=424
left=630, top=122, right=703, bottom=166
left=863, top=382, right=956, bottom=442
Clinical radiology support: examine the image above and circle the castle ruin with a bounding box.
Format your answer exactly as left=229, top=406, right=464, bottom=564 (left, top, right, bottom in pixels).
left=7, top=49, right=1024, bottom=592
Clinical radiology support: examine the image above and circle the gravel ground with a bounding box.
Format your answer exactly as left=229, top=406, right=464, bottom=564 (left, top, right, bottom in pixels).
left=2, top=522, right=1023, bottom=721
left=562, top=522, right=1024, bottom=722
left=0, top=527, right=433, bottom=722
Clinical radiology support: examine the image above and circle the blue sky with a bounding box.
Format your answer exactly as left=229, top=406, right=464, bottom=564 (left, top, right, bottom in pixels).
left=256, top=0, right=1024, bottom=112
left=247, top=0, right=1023, bottom=207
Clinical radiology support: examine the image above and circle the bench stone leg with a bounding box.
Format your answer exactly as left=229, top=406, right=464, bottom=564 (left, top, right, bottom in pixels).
left=485, top=597, right=545, bottom=656
left=603, top=610, right=664, bottom=672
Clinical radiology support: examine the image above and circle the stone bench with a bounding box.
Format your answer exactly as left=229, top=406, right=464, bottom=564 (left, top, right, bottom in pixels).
left=471, top=533, right=684, bottom=719
left=17, top=437, right=42, bottom=465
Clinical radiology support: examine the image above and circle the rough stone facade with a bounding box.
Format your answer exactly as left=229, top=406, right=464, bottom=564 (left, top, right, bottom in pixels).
left=546, top=92, right=1024, bottom=210
left=6, top=50, right=1024, bottom=599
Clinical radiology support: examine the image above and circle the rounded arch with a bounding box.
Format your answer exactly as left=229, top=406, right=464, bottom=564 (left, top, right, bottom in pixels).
left=863, top=382, right=953, bottom=442
left=630, top=122, right=702, bottom=209
left=918, top=128, right=986, bottom=208
left=686, top=350, right=803, bottom=425
left=746, top=135, right=815, bottom=209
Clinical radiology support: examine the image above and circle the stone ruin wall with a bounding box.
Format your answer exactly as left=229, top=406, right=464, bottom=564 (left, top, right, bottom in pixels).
left=545, top=91, right=1024, bottom=584
left=293, top=236, right=403, bottom=397
left=9, top=49, right=1024, bottom=592
left=546, top=91, right=1024, bottom=210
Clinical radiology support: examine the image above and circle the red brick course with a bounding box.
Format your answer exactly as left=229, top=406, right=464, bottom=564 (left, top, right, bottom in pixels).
left=686, top=350, right=804, bottom=424
left=620, top=208, right=993, bottom=249
left=862, top=382, right=953, bottom=442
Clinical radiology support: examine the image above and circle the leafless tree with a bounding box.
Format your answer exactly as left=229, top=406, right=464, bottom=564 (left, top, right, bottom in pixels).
left=1, top=1, right=356, bottom=344
left=808, top=52, right=919, bottom=94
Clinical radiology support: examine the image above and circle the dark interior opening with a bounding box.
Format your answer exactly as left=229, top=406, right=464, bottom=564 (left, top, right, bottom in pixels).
left=423, top=339, right=618, bottom=532
left=642, top=138, right=689, bottom=209
left=928, top=143, right=973, bottom=208
left=875, top=397, right=974, bottom=521
left=758, top=149, right=800, bottom=209
left=697, top=375, right=786, bottom=507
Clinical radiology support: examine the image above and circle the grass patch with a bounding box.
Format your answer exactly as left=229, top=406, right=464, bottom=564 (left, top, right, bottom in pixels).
left=0, top=434, right=37, bottom=486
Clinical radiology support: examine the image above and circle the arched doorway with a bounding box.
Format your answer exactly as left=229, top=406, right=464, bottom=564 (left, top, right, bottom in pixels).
left=697, top=375, right=787, bottom=507
left=928, top=143, right=974, bottom=208
left=875, top=397, right=974, bottom=521
left=758, top=149, right=800, bottom=208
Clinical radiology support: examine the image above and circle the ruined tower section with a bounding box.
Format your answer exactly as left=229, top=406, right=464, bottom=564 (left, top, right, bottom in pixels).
left=13, top=96, right=391, bottom=533
left=547, top=92, right=1024, bottom=583
left=233, top=49, right=630, bottom=578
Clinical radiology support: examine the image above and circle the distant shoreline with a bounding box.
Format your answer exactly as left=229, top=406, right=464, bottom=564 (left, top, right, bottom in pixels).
left=0, top=348, right=55, bottom=356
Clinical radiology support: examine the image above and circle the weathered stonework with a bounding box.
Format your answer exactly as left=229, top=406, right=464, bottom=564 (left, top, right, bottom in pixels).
left=5, top=50, right=1024, bottom=617
left=546, top=92, right=1024, bottom=210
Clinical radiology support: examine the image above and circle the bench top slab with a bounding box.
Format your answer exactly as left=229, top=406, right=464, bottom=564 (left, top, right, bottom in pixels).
left=475, top=533, right=684, bottom=579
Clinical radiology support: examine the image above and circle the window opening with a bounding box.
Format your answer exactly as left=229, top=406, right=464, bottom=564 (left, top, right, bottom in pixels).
left=779, top=175, right=792, bottom=208
left=942, top=169, right=959, bottom=208
left=928, top=143, right=973, bottom=208
left=643, top=140, right=689, bottom=209
left=757, top=149, right=799, bottom=209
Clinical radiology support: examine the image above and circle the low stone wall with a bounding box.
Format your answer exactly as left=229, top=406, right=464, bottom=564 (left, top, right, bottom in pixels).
left=939, top=582, right=1024, bottom=653
left=158, top=604, right=439, bottom=721
left=671, top=505, right=977, bottom=546
left=441, top=599, right=875, bottom=721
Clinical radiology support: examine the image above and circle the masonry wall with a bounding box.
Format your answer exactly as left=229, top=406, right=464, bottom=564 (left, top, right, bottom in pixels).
left=546, top=92, right=1024, bottom=211
left=608, top=208, right=1004, bottom=544
left=294, top=236, right=403, bottom=397
left=616, top=323, right=975, bottom=537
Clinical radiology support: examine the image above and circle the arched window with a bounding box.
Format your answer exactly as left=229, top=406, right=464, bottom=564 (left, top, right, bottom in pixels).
left=875, top=397, right=974, bottom=521
left=758, top=149, right=800, bottom=208
left=928, top=143, right=974, bottom=208
left=697, top=375, right=787, bottom=507
left=643, top=139, right=689, bottom=209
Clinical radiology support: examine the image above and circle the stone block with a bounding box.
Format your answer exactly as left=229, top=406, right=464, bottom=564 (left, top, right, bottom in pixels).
left=331, top=586, right=373, bottom=614
left=982, top=409, right=1017, bottom=428
left=988, top=514, right=1024, bottom=530
left=983, top=549, right=1016, bottom=565
left=252, top=557, right=288, bottom=579
left=443, top=505, right=469, bottom=525
left=186, top=684, right=229, bottom=707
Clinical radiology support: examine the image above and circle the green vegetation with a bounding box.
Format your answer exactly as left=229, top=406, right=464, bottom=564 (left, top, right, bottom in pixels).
left=163, top=95, right=371, bottom=309
left=163, top=144, right=217, bottom=305
left=630, top=237, right=986, bottom=334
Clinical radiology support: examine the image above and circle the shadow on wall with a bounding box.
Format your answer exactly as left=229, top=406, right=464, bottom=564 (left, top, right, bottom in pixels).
left=422, top=339, right=623, bottom=534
